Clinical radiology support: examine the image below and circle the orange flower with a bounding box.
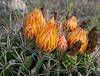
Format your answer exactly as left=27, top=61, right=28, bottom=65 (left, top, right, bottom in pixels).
left=23, top=8, right=46, bottom=40
left=67, top=27, right=88, bottom=53
left=36, top=18, right=58, bottom=52
left=63, top=16, right=78, bottom=31
left=57, top=35, right=68, bottom=51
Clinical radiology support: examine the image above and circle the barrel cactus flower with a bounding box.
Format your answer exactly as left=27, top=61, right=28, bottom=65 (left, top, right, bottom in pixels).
left=63, top=16, right=78, bottom=32
left=67, top=27, right=88, bottom=53
left=23, top=8, right=46, bottom=40
left=57, top=35, right=68, bottom=52
left=36, top=18, right=58, bottom=52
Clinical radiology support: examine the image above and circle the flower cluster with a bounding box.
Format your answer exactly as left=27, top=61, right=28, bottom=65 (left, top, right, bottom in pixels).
left=23, top=8, right=97, bottom=55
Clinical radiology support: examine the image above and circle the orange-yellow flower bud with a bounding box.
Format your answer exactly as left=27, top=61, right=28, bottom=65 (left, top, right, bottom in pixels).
left=64, top=16, right=78, bottom=31
left=36, top=18, right=58, bottom=52
left=67, top=27, right=88, bottom=53
left=23, top=8, right=46, bottom=40
left=57, top=35, right=68, bottom=51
